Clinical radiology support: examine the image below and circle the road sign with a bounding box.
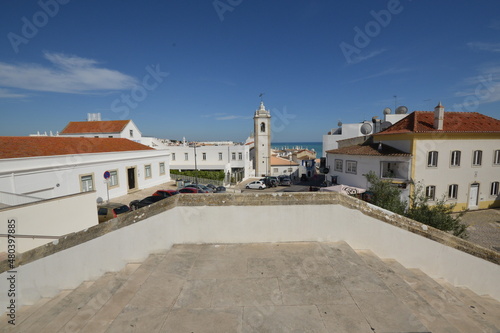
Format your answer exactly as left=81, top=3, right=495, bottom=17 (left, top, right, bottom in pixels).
left=104, top=171, right=111, bottom=179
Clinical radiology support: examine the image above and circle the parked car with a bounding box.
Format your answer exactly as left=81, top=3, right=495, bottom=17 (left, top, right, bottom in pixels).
left=179, top=187, right=206, bottom=194
left=184, top=184, right=212, bottom=193
left=214, top=186, right=226, bottom=193
left=129, top=196, right=166, bottom=210
left=153, top=189, right=179, bottom=198
left=259, top=178, right=277, bottom=188
left=246, top=181, right=266, bottom=190
left=206, top=184, right=217, bottom=191
left=279, top=177, right=292, bottom=186
left=97, top=203, right=130, bottom=223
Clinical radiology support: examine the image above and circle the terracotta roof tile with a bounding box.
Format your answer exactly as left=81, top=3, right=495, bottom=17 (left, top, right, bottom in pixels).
left=60, top=120, right=130, bottom=134
left=326, top=143, right=410, bottom=156
left=0, top=137, right=154, bottom=159
left=378, top=111, right=500, bottom=135
left=270, top=155, right=299, bottom=166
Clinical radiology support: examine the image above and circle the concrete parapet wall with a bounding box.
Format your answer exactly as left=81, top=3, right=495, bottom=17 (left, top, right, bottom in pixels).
left=0, top=192, right=498, bottom=308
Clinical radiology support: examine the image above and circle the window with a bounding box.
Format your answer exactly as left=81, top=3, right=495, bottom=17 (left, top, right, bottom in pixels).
left=491, top=182, right=499, bottom=196
left=94, top=136, right=99, bottom=138
left=159, top=162, right=165, bottom=175
left=172, top=153, right=176, bottom=161
left=346, top=160, right=357, bottom=174
left=145, top=165, right=152, bottom=178
left=232, top=152, right=236, bottom=160
left=472, top=150, right=482, bottom=166
left=448, top=184, right=458, bottom=199
left=202, top=153, right=207, bottom=160
left=260, top=122, right=265, bottom=132
left=427, top=151, right=438, bottom=167
left=450, top=150, right=461, bottom=167
left=288, top=168, right=293, bottom=172
left=108, top=135, right=113, bottom=138
left=129, top=129, right=133, bottom=137
left=273, top=168, right=278, bottom=173
left=238, top=152, right=242, bottom=160
left=80, top=174, right=94, bottom=192
left=184, top=153, right=188, bottom=161
left=334, top=159, right=343, bottom=172
left=109, top=170, right=118, bottom=187
left=494, top=150, right=500, bottom=165
left=425, top=185, right=436, bottom=200
left=219, top=152, right=223, bottom=160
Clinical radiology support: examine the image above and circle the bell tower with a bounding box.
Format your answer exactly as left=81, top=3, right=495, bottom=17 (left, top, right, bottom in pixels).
left=254, top=101, right=271, bottom=176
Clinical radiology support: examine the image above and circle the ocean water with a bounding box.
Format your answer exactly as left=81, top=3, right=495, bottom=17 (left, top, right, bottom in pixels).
left=272, top=142, right=323, bottom=157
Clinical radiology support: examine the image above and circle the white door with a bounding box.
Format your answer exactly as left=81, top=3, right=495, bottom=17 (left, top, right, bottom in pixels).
left=468, top=184, right=479, bottom=210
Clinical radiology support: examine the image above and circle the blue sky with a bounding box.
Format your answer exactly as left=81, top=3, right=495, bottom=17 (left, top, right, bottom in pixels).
left=0, top=0, right=499, bottom=142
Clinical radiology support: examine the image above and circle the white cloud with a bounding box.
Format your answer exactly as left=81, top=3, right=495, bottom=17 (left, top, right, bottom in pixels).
left=0, top=88, right=26, bottom=98
left=467, top=42, right=500, bottom=53
left=348, top=49, right=386, bottom=64
left=453, top=65, right=500, bottom=108
left=350, top=67, right=412, bottom=83
left=0, top=52, right=137, bottom=96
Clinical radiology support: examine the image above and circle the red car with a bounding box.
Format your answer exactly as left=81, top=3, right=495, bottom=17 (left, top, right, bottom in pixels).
left=153, top=190, right=179, bottom=198
left=179, top=187, right=207, bottom=194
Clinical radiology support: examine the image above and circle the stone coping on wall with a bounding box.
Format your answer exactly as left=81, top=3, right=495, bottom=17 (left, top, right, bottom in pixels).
left=1, top=192, right=498, bottom=273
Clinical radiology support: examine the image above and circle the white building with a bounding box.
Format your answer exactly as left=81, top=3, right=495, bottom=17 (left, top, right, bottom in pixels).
left=270, top=155, right=299, bottom=178
left=322, top=107, right=410, bottom=156
left=254, top=102, right=272, bottom=177
left=0, top=136, right=170, bottom=203
left=325, top=104, right=500, bottom=211
left=168, top=143, right=253, bottom=182
left=59, top=117, right=170, bottom=150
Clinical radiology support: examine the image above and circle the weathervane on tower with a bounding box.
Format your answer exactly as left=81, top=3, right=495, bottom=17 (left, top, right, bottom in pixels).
left=259, top=93, right=265, bottom=102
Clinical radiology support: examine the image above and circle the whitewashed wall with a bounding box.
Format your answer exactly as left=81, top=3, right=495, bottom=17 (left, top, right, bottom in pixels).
left=2, top=200, right=498, bottom=308
left=0, top=191, right=97, bottom=253
left=0, top=150, right=170, bottom=202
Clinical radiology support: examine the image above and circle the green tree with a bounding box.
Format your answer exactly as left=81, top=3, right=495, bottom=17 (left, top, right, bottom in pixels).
left=406, top=183, right=468, bottom=238
left=364, top=172, right=468, bottom=239
left=365, top=171, right=406, bottom=215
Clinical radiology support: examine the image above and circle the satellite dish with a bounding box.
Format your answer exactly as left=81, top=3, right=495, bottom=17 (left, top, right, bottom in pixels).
left=360, top=123, right=373, bottom=135
left=337, top=121, right=342, bottom=127
left=96, top=197, right=103, bottom=204
left=383, top=107, right=391, bottom=115
left=380, top=121, right=392, bottom=131
left=396, top=106, right=408, bottom=114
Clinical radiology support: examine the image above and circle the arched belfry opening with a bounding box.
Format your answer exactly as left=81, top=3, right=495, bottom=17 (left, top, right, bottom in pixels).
left=260, top=122, right=266, bottom=133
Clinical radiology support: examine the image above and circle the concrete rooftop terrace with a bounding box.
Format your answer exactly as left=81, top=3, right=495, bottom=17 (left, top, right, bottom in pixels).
left=1, top=192, right=500, bottom=332
left=3, top=241, right=500, bottom=332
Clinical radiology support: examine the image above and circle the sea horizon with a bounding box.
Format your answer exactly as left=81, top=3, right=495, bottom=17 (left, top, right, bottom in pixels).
left=272, top=141, right=323, bottom=158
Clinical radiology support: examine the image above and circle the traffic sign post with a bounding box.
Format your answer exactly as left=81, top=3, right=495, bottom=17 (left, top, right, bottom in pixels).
left=104, top=171, right=111, bottom=203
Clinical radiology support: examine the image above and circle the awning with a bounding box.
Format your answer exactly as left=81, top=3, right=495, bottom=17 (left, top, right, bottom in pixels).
left=319, top=184, right=366, bottom=195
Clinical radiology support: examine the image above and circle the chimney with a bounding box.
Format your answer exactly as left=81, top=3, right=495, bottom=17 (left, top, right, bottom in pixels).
left=434, top=102, right=444, bottom=130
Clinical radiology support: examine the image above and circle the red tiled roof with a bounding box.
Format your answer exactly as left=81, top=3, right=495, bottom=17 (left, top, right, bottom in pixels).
left=270, top=155, right=299, bottom=166
left=0, top=137, right=154, bottom=159
left=377, top=111, right=500, bottom=135
left=60, top=120, right=130, bottom=134
left=326, top=143, right=410, bottom=156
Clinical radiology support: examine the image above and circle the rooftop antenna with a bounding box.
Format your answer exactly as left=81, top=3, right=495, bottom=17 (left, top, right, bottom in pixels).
left=393, top=95, right=398, bottom=110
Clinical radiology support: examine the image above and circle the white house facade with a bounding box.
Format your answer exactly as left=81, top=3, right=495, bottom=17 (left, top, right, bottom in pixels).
left=168, top=144, right=253, bottom=182
left=326, top=104, right=500, bottom=211
left=322, top=107, right=409, bottom=156
left=0, top=137, right=170, bottom=204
